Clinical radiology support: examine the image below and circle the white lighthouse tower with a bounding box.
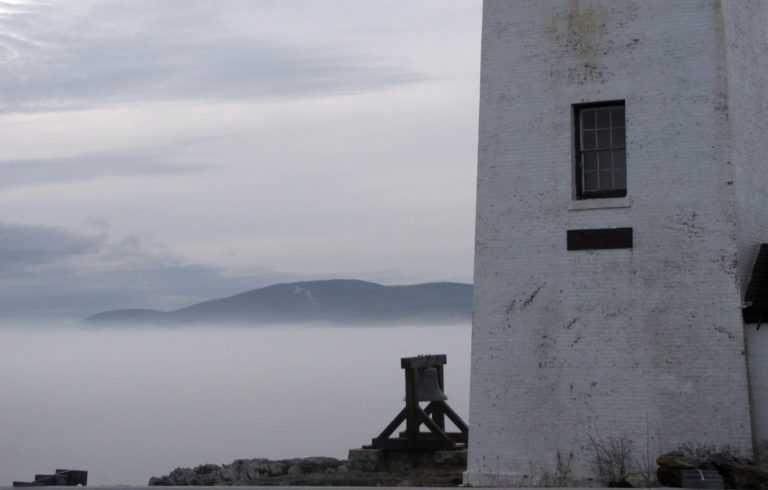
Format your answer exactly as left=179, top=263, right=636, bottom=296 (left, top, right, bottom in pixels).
left=466, top=1, right=768, bottom=485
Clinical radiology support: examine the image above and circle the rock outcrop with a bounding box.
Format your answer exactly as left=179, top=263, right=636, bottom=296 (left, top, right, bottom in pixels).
left=149, top=450, right=466, bottom=487
left=657, top=450, right=768, bottom=490
left=149, top=458, right=362, bottom=486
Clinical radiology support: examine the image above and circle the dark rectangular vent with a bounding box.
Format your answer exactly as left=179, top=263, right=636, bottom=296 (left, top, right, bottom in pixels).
left=567, top=227, right=633, bottom=251
left=743, top=243, right=768, bottom=324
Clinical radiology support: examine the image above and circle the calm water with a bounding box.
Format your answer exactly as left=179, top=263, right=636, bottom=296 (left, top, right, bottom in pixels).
left=0, top=323, right=470, bottom=486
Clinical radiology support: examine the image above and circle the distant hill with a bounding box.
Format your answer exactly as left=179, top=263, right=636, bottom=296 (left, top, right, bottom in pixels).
left=83, top=279, right=473, bottom=326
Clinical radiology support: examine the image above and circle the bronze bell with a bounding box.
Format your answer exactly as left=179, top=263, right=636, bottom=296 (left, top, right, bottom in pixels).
left=416, top=367, right=448, bottom=401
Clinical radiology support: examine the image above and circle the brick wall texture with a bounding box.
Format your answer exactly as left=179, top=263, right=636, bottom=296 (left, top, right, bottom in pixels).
left=467, top=1, right=768, bottom=485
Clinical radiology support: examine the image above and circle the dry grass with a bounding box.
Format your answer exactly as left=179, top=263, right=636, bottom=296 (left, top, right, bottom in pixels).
left=588, top=434, right=635, bottom=487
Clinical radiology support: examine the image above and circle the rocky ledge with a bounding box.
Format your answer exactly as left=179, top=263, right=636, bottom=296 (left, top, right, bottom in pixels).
left=148, top=449, right=466, bottom=487
left=657, top=450, right=768, bottom=489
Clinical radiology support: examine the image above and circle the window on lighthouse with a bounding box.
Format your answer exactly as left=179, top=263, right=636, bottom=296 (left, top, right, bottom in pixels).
left=575, top=101, right=626, bottom=199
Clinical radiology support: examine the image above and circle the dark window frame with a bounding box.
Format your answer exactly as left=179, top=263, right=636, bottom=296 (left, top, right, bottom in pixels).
left=574, top=100, right=626, bottom=199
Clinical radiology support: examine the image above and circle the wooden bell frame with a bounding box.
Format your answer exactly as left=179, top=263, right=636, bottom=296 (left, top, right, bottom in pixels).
left=368, top=354, right=468, bottom=451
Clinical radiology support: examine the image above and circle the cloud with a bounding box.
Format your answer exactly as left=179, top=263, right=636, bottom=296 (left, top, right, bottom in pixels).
left=0, top=148, right=208, bottom=189
left=0, top=1, right=481, bottom=323
left=0, top=0, right=424, bottom=113
left=0, top=221, right=309, bottom=320
left=0, top=222, right=103, bottom=275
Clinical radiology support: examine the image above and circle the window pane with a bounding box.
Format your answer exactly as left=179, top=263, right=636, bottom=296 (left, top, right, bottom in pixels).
left=600, top=169, right=614, bottom=189
left=582, top=151, right=597, bottom=171
left=613, top=150, right=626, bottom=172
left=598, top=150, right=613, bottom=172
left=597, top=129, right=611, bottom=148
left=581, top=110, right=596, bottom=130
left=583, top=170, right=598, bottom=191
left=611, top=107, right=625, bottom=127
left=582, top=130, right=596, bottom=150
left=614, top=165, right=626, bottom=190
left=595, top=108, right=611, bottom=128
left=613, top=150, right=626, bottom=190
left=612, top=127, right=626, bottom=147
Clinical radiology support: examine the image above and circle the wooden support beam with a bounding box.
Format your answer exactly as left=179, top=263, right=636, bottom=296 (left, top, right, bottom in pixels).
left=400, top=355, right=447, bottom=370
left=440, top=402, right=469, bottom=434
left=372, top=407, right=407, bottom=446
left=418, top=406, right=452, bottom=441
left=433, top=366, right=446, bottom=429
left=404, top=368, right=419, bottom=440
left=367, top=437, right=458, bottom=451
left=398, top=431, right=466, bottom=441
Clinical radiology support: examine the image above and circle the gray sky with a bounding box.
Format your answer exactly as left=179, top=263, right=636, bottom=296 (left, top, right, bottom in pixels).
left=0, top=0, right=482, bottom=320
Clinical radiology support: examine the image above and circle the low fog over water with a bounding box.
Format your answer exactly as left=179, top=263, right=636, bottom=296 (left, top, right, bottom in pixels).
left=0, top=323, right=470, bottom=486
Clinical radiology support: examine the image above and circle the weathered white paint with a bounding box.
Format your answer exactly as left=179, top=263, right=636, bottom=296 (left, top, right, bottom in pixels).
left=467, top=1, right=768, bottom=485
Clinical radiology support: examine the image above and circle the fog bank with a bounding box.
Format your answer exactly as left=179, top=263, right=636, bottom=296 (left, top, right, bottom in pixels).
left=0, top=323, right=470, bottom=486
